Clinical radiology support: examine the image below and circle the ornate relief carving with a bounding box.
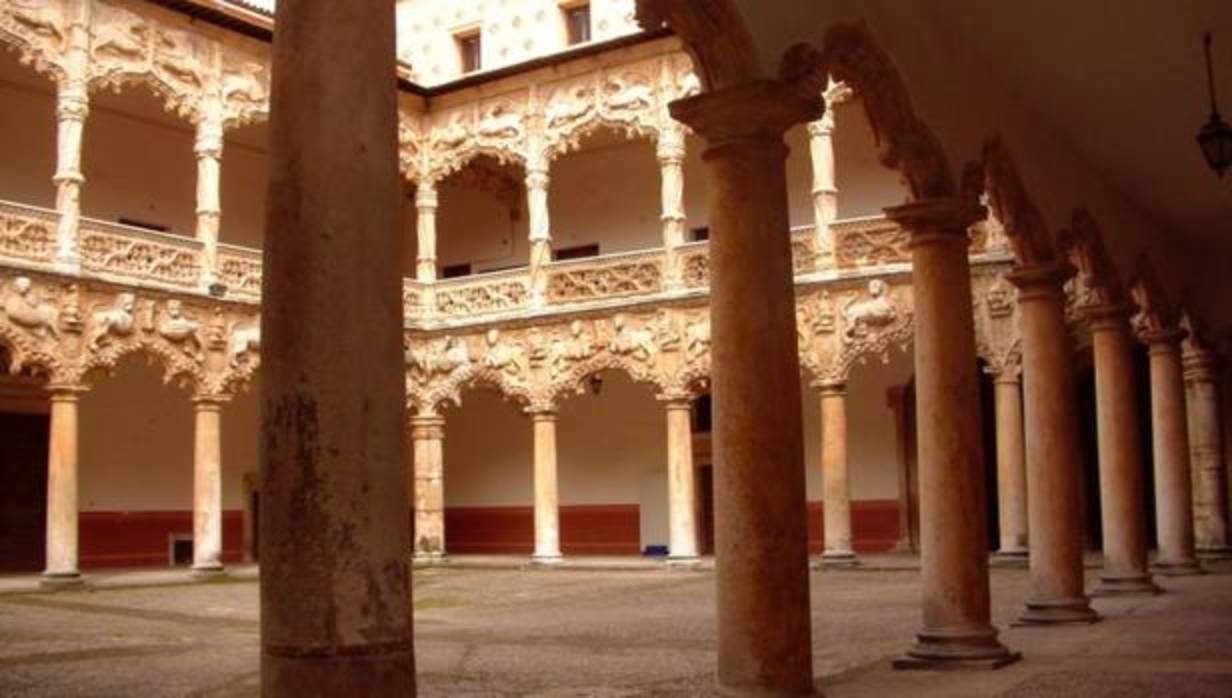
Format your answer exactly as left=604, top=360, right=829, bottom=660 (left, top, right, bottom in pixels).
left=0, top=0, right=69, bottom=80
left=547, top=256, right=662, bottom=303
left=1128, top=255, right=1179, bottom=339
left=832, top=217, right=909, bottom=268
left=0, top=202, right=57, bottom=263
left=436, top=275, right=528, bottom=318
left=974, top=272, right=1022, bottom=376
left=86, top=291, right=135, bottom=351
left=80, top=222, right=201, bottom=288
left=1058, top=207, right=1124, bottom=312
left=216, top=248, right=262, bottom=300
left=3, top=276, right=59, bottom=339
left=978, top=137, right=1057, bottom=266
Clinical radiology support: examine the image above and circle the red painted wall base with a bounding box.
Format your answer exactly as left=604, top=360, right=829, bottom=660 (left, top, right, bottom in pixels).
left=80, top=510, right=244, bottom=569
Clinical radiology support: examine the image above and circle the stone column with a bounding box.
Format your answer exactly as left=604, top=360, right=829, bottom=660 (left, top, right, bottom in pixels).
left=1144, top=330, right=1204, bottom=574
left=411, top=415, right=445, bottom=561
left=260, top=0, right=414, bottom=693
left=415, top=181, right=438, bottom=316
left=807, top=116, right=837, bottom=270
left=531, top=409, right=562, bottom=564
left=991, top=370, right=1029, bottom=566
left=1010, top=262, right=1099, bottom=624
left=526, top=166, right=551, bottom=309
left=52, top=2, right=90, bottom=272
left=42, top=387, right=83, bottom=587
left=658, top=124, right=687, bottom=291
left=885, top=199, right=1018, bottom=667
left=191, top=396, right=226, bottom=577
left=1087, top=306, right=1158, bottom=594
left=663, top=396, right=699, bottom=563
left=1183, top=345, right=1232, bottom=559
left=816, top=381, right=858, bottom=568
left=670, top=80, right=818, bottom=696
left=195, top=115, right=224, bottom=291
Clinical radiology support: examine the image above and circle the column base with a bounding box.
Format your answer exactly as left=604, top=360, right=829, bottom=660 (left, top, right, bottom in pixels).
left=989, top=550, right=1029, bottom=569
left=893, top=627, right=1020, bottom=671
left=40, top=571, right=84, bottom=590
left=1091, top=572, right=1162, bottom=596
left=190, top=564, right=227, bottom=580
left=715, top=683, right=821, bottom=697
left=1196, top=545, right=1232, bottom=562
left=412, top=553, right=448, bottom=568
left=1013, top=596, right=1100, bottom=626
left=665, top=555, right=701, bottom=569
left=1151, top=558, right=1205, bottom=576
left=530, top=554, right=563, bottom=567
left=813, top=551, right=860, bottom=569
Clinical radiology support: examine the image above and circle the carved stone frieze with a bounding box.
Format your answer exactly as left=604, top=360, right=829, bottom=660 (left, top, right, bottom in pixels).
left=546, top=256, right=662, bottom=303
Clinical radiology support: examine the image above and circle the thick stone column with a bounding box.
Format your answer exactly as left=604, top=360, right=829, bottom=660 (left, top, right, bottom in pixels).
left=663, top=396, right=699, bottom=563
left=817, top=382, right=858, bottom=568
left=526, top=166, right=551, bottom=309
left=411, top=415, right=445, bottom=561
left=531, top=409, right=562, bottom=564
left=42, top=387, right=83, bottom=587
left=415, top=181, right=438, bottom=316
left=885, top=199, right=1018, bottom=667
left=658, top=124, right=687, bottom=291
left=1183, top=345, right=1232, bottom=559
left=991, top=370, right=1029, bottom=566
left=191, top=396, right=226, bottom=577
left=1010, top=263, right=1099, bottom=624
left=260, top=1, right=415, bottom=693
left=670, top=80, right=817, bottom=695
left=1087, top=307, right=1158, bottom=595
left=1144, top=330, right=1204, bottom=575
left=195, top=115, right=224, bottom=291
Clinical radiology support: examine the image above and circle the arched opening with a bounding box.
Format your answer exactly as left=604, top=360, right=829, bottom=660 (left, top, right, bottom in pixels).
left=442, top=384, right=534, bottom=553
left=0, top=45, right=57, bottom=209
left=427, top=154, right=528, bottom=278
left=0, top=342, right=50, bottom=572
left=557, top=368, right=664, bottom=555
left=81, top=84, right=196, bottom=238
left=219, top=119, right=270, bottom=249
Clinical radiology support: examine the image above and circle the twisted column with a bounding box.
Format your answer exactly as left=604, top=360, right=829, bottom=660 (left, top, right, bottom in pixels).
left=526, top=167, right=552, bottom=309
left=1087, top=306, right=1158, bottom=595
left=658, top=125, right=688, bottom=291
left=886, top=198, right=1017, bottom=667
left=1010, top=262, right=1098, bottom=624
left=191, top=396, right=226, bottom=577
left=194, top=115, right=224, bottom=292
left=411, top=415, right=446, bottom=561
left=52, top=1, right=90, bottom=272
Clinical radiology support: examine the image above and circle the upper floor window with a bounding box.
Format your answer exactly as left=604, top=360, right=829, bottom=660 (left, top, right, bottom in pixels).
left=553, top=243, right=600, bottom=261
left=563, top=3, right=591, bottom=45
left=457, top=31, right=482, bottom=73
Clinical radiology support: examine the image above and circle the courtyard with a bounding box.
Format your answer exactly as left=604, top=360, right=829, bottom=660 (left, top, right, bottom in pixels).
left=1, top=560, right=1230, bottom=697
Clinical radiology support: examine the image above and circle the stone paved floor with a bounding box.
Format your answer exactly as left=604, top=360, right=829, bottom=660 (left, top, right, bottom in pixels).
left=0, top=561, right=1229, bottom=696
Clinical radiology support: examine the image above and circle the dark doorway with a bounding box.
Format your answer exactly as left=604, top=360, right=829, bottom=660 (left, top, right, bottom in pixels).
left=697, top=464, right=714, bottom=555
left=0, top=411, right=49, bottom=572
left=1076, top=353, right=1103, bottom=550
left=977, top=365, right=1000, bottom=551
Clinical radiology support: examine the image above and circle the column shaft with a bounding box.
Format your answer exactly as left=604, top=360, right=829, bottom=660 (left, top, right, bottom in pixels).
left=992, top=373, right=1029, bottom=564
left=414, top=182, right=438, bottom=316
left=54, top=86, right=87, bottom=271
left=670, top=81, right=816, bottom=694
left=808, top=118, right=837, bottom=269
left=1147, top=334, right=1203, bottom=574
left=43, top=389, right=82, bottom=585
left=261, top=0, right=414, bottom=693
left=195, top=117, right=224, bottom=289
left=411, top=416, right=445, bottom=560
left=1012, top=263, right=1098, bottom=624
left=887, top=199, right=1016, bottom=667
left=664, top=399, right=698, bottom=562
left=1184, top=353, right=1232, bottom=558
left=192, top=398, right=225, bottom=576
left=658, top=126, right=687, bottom=290
left=531, top=411, right=562, bottom=563
left=1089, top=310, right=1157, bottom=594
left=818, top=383, right=857, bottom=566
left=526, top=168, right=551, bottom=309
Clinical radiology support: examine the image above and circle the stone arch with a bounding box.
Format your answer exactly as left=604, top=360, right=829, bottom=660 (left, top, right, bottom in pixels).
left=80, top=338, right=201, bottom=395
left=415, top=363, right=535, bottom=417
left=0, top=3, right=70, bottom=85
left=546, top=352, right=669, bottom=408
left=0, top=322, right=61, bottom=381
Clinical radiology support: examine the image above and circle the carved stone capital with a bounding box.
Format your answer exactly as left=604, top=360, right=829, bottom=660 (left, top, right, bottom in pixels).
left=811, top=380, right=846, bottom=396
left=1007, top=260, right=1076, bottom=301
left=669, top=79, right=822, bottom=147
left=884, top=197, right=983, bottom=247
left=415, top=183, right=439, bottom=210
left=410, top=415, right=446, bottom=441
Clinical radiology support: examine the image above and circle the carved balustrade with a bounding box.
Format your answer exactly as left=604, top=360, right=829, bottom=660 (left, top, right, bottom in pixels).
left=0, top=199, right=58, bottom=265
left=545, top=248, right=664, bottom=305
left=216, top=244, right=262, bottom=301
left=78, top=218, right=202, bottom=291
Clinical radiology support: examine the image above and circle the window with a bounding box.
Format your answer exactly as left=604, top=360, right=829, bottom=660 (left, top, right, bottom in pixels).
left=457, top=31, right=482, bottom=73
left=689, top=226, right=710, bottom=242
left=118, top=217, right=170, bottom=233
left=441, top=262, right=473, bottom=279
left=553, top=243, right=600, bottom=261
left=563, top=3, right=591, bottom=45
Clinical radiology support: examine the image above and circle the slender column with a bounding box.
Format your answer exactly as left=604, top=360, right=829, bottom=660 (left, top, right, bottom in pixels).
left=191, top=396, right=226, bottom=577
left=658, top=124, right=688, bottom=291
left=816, top=382, right=858, bottom=567
left=885, top=199, right=1018, bottom=667
left=415, top=182, right=438, bottom=316
left=52, top=1, right=90, bottom=272
left=807, top=117, right=837, bottom=270
left=195, top=115, right=224, bottom=291
left=1087, top=307, right=1158, bottom=595
left=261, top=1, right=414, bottom=693
left=990, top=370, right=1029, bottom=566
left=530, top=410, right=562, bottom=563
left=663, top=396, right=699, bottom=563
left=411, top=415, right=446, bottom=561
left=42, top=387, right=84, bottom=587
left=526, top=166, right=551, bottom=309
left=1183, top=347, right=1232, bottom=559
left=670, top=81, right=817, bottom=695
left=1144, top=330, right=1204, bottom=574
left=1010, top=263, right=1099, bottom=624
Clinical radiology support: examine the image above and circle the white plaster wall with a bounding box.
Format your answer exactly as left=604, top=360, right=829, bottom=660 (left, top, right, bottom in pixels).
left=0, top=82, right=57, bottom=209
